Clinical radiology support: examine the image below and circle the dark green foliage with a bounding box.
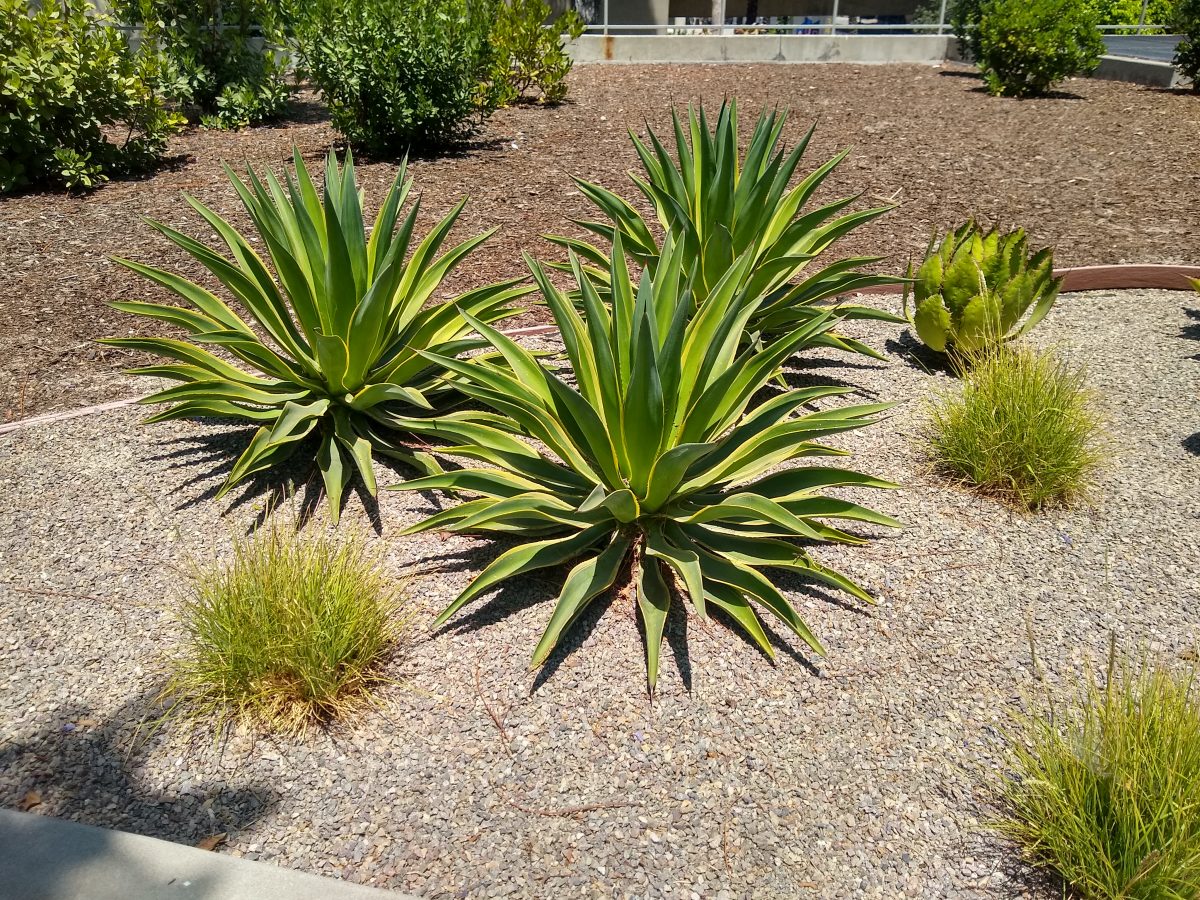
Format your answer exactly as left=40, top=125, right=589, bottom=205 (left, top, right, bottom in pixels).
left=976, top=0, right=1104, bottom=97
left=951, top=0, right=986, bottom=59
left=298, top=0, right=499, bottom=153
left=1174, top=0, right=1200, bottom=86
left=489, top=0, right=585, bottom=105
left=0, top=0, right=182, bottom=193
left=115, top=0, right=292, bottom=129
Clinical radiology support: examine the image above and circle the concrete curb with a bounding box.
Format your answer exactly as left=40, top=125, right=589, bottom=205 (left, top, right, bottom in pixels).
left=1094, top=54, right=1186, bottom=88
left=0, top=808, right=410, bottom=900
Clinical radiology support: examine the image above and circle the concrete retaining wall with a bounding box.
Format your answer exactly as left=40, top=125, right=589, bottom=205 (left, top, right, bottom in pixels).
left=1093, top=54, right=1187, bottom=88
left=568, top=34, right=953, bottom=64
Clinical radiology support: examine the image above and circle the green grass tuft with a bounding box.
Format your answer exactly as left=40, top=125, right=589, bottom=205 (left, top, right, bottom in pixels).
left=164, top=525, right=406, bottom=733
left=925, top=344, right=1102, bottom=509
left=997, top=650, right=1200, bottom=899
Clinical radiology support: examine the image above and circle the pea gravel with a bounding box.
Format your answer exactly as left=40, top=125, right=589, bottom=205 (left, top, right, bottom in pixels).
left=1, top=289, right=1198, bottom=899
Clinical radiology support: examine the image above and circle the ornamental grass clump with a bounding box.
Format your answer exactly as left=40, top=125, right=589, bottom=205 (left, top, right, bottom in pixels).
left=103, top=149, right=529, bottom=520
left=164, top=525, right=406, bottom=732
left=391, top=235, right=899, bottom=689
left=926, top=345, right=1101, bottom=509
left=998, top=649, right=1200, bottom=899
left=548, top=100, right=903, bottom=355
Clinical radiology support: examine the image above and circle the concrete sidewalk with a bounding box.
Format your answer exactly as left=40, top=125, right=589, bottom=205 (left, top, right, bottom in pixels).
left=0, top=809, right=414, bottom=900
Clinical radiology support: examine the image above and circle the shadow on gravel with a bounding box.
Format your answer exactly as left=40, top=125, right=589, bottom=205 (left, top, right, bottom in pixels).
left=1182, top=307, right=1200, bottom=341
left=1184, top=432, right=1200, bottom=456
left=149, top=426, right=402, bottom=533
left=777, top=357, right=888, bottom=395
left=885, top=331, right=957, bottom=376
left=0, top=690, right=277, bottom=847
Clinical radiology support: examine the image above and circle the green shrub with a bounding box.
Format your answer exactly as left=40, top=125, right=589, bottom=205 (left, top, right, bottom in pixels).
left=906, top=220, right=1060, bottom=356
left=391, top=237, right=899, bottom=690
left=1084, top=0, right=1176, bottom=33
left=489, top=0, right=585, bottom=105
left=102, top=149, right=529, bottom=519
left=0, top=0, right=183, bottom=193
left=116, top=0, right=292, bottom=129
left=165, top=524, right=405, bottom=732
left=298, top=0, right=499, bottom=153
left=548, top=100, right=903, bottom=357
left=976, top=0, right=1105, bottom=97
left=926, top=345, right=1101, bottom=509
left=951, top=0, right=986, bottom=59
left=998, top=649, right=1200, bottom=898
left=1174, top=0, right=1200, bottom=86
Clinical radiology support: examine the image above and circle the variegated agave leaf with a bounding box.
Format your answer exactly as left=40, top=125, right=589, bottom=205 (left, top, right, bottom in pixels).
left=545, top=99, right=903, bottom=357
left=391, top=234, right=899, bottom=690
left=102, top=148, right=531, bottom=520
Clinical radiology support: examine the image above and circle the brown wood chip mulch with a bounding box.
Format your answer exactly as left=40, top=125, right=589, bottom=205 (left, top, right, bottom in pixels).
left=2, top=63, right=1198, bottom=419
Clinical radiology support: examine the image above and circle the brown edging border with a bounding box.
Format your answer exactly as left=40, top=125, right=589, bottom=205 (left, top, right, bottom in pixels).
left=855, top=263, right=1200, bottom=295
left=3, top=265, right=1197, bottom=437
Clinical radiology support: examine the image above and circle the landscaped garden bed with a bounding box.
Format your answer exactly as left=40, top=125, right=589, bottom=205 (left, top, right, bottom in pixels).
left=2, top=63, right=1198, bottom=419
left=2, top=284, right=1197, bottom=897
left=4, top=18, right=1200, bottom=892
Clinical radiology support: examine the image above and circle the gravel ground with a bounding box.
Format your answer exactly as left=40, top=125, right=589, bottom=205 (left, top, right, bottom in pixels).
left=1, top=289, right=1199, bottom=899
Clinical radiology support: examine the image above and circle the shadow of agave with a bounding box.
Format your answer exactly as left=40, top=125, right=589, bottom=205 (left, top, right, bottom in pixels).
left=149, top=424, right=423, bottom=533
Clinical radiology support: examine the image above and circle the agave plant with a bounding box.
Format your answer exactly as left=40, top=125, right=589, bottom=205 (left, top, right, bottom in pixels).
left=546, top=99, right=903, bottom=354
left=391, top=235, right=899, bottom=688
left=102, top=149, right=530, bottom=519
left=905, top=220, right=1061, bottom=355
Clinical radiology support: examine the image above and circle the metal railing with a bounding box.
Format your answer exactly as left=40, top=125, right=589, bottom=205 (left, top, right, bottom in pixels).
left=583, top=2, right=1168, bottom=37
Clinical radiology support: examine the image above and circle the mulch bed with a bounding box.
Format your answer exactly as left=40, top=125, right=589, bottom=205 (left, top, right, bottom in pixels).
left=2, top=62, right=1198, bottom=419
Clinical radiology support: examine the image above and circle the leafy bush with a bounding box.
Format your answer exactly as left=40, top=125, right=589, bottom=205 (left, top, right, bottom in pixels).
left=489, top=0, right=585, bottom=105
left=998, top=649, right=1200, bottom=898
left=1084, top=0, right=1175, bottom=33
left=951, top=0, right=986, bottom=59
left=116, top=0, right=292, bottom=129
left=1175, top=0, right=1200, bottom=86
left=906, top=220, right=1060, bottom=356
left=975, top=0, right=1105, bottom=97
left=165, top=524, right=405, bottom=732
left=0, top=0, right=182, bottom=193
left=926, top=345, right=1101, bottom=509
left=391, top=237, right=899, bottom=689
left=102, top=149, right=529, bottom=519
left=549, top=100, right=903, bottom=357
left=299, top=0, right=499, bottom=153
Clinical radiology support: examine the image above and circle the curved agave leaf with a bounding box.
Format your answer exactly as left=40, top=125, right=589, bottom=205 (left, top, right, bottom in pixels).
left=102, top=147, right=531, bottom=521
left=391, top=242, right=899, bottom=691
left=544, top=99, right=903, bottom=352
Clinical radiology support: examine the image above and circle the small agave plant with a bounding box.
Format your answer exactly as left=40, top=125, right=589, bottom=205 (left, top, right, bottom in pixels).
left=906, top=220, right=1061, bottom=355
left=391, top=235, right=899, bottom=689
left=102, top=149, right=530, bottom=519
left=547, top=100, right=903, bottom=357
